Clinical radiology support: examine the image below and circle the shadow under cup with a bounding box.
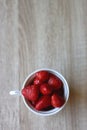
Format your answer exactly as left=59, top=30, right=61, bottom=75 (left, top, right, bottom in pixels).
left=21, top=69, right=69, bottom=116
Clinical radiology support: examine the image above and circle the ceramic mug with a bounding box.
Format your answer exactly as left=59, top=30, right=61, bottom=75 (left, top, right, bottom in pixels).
left=9, top=68, right=69, bottom=116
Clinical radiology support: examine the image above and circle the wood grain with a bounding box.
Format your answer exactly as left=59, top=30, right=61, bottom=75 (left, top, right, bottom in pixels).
left=0, top=0, right=87, bottom=130
left=0, top=0, right=19, bottom=130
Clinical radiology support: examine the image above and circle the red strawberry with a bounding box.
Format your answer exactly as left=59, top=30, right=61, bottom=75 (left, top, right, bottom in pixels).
left=40, top=83, right=52, bottom=95
left=21, top=85, right=39, bottom=101
left=51, top=93, right=65, bottom=107
left=34, top=78, right=42, bottom=86
left=22, top=87, right=30, bottom=99
left=31, top=100, right=37, bottom=107
left=48, top=75, right=63, bottom=90
left=36, top=71, right=49, bottom=82
left=35, top=95, right=51, bottom=110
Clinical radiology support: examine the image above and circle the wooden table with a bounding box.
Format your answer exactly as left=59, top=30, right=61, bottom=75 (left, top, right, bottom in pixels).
left=0, top=0, right=87, bottom=130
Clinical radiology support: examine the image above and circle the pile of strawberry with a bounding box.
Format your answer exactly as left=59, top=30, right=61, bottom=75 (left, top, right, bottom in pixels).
left=22, top=71, right=65, bottom=111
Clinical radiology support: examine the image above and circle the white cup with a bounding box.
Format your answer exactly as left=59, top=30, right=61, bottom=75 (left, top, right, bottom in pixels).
left=9, top=68, right=69, bottom=116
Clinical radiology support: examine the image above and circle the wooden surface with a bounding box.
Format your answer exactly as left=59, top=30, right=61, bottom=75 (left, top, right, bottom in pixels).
left=0, top=0, right=87, bottom=130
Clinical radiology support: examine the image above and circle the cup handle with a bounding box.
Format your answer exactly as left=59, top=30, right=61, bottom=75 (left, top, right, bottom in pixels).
left=9, top=90, right=21, bottom=96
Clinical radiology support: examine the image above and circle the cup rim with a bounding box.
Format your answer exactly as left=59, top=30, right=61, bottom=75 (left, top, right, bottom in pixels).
left=21, top=68, right=69, bottom=116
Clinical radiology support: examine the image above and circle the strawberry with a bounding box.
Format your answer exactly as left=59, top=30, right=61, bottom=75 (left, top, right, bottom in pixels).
left=34, top=77, right=42, bottom=86
left=36, top=71, right=49, bottom=82
left=31, top=100, right=37, bottom=107
left=51, top=93, right=65, bottom=107
left=40, top=83, right=52, bottom=95
left=48, top=75, right=63, bottom=90
left=21, top=85, right=39, bottom=101
left=35, top=95, right=51, bottom=110
left=22, top=87, right=30, bottom=99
